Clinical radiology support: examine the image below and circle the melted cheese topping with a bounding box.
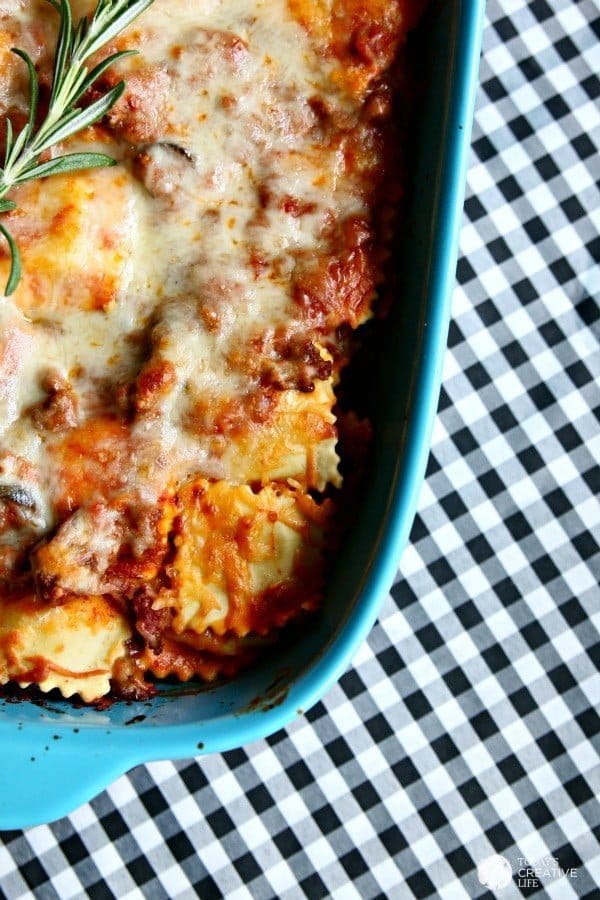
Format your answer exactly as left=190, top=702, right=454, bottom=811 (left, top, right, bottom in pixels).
left=0, top=0, right=418, bottom=700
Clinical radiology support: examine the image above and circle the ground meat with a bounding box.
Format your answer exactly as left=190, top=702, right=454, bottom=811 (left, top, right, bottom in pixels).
left=105, top=66, right=170, bottom=143
left=111, top=654, right=155, bottom=700
left=293, top=216, right=375, bottom=329
left=30, top=370, right=78, bottom=432
left=133, top=359, right=176, bottom=415
left=132, top=591, right=173, bottom=651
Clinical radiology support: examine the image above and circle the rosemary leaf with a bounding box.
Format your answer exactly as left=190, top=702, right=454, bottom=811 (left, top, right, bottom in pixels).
left=49, top=0, right=73, bottom=106
left=79, top=49, right=137, bottom=96
left=35, top=82, right=125, bottom=150
left=0, top=223, right=21, bottom=296
left=5, top=123, right=29, bottom=171
left=3, top=119, right=13, bottom=167
left=79, top=0, right=155, bottom=60
left=13, top=152, right=117, bottom=183
left=11, top=49, right=39, bottom=144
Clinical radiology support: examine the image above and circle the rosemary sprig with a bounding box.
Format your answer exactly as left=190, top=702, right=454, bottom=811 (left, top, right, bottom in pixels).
left=0, top=0, right=154, bottom=295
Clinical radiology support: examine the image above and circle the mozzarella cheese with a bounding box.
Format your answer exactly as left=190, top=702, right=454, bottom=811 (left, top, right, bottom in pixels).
left=0, top=0, right=418, bottom=700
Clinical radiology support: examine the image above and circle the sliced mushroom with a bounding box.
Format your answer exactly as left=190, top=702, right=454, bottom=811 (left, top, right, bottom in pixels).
left=132, top=142, right=198, bottom=203
left=0, top=485, right=36, bottom=510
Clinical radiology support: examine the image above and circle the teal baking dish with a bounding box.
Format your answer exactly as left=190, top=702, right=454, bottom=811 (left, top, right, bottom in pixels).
left=0, top=0, right=484, bottom=828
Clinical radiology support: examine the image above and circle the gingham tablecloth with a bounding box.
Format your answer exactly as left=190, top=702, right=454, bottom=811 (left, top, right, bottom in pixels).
left=1, top=1, right=599, bottom=897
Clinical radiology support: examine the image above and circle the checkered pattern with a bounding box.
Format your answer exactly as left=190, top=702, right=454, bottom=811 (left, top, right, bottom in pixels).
left=1, top=0, right=599, bottom=896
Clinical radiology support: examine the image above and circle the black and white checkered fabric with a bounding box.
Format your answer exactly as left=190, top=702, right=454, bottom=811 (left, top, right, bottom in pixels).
left=1, top=1, right=599, bottom=896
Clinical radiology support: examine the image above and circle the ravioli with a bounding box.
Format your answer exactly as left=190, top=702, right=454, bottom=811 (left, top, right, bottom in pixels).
left=154, top=478, right=334, bottom=638
left=183, top=378, right=341, bottom=490
left=0, top=595, right=131, bottom=701
left=0, top=0, right=423, bottom=700
left=0, top=165, right=139, bottom=315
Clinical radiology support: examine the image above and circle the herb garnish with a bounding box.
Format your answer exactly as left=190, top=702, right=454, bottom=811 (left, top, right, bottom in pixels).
left=0, top=0, right=154, bottom=295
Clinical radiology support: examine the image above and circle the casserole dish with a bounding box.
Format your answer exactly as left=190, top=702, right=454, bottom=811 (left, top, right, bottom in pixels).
left=0, top=0, right=484, bottom=829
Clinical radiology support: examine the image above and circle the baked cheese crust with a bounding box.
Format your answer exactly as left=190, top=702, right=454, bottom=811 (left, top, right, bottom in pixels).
left=0, top=0, right=421, bottom=700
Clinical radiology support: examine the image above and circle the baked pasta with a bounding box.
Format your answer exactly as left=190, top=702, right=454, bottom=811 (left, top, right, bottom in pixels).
left=0, top=0, right=424, bottom=701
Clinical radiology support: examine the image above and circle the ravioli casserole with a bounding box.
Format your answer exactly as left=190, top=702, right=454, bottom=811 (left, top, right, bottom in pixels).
left=0, top=0, right=423, bottom=701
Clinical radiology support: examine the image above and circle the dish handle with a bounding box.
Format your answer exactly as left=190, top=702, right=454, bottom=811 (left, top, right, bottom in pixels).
left=1, top=738, right=133, bottom=829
